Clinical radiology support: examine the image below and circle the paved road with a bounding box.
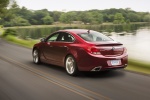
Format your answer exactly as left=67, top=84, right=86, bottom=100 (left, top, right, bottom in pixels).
left=0, top=39, right=150, bottom=100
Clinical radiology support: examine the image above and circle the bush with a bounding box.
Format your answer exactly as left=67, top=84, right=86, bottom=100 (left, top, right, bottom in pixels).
left=0, top=25, right=3, bottom=28
left=3, top=17, right=31, bottom=27
left=2, top=29, right=17, bottom=37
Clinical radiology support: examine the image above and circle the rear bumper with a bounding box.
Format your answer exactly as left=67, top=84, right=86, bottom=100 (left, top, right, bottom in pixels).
left=77, top=52, right=128, bottom=71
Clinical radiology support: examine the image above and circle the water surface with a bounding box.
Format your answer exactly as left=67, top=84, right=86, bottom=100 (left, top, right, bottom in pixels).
left=110, top=27, right=150, bottom=62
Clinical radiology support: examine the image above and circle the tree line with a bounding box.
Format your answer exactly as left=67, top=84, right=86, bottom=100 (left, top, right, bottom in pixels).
left=0, top=1, right=150, bottom=27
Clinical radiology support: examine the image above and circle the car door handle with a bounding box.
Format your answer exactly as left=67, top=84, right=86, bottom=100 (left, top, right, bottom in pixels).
left=47, top=43, right=53, bottom=47
left=47, top=42, right=50, bottom=45
left=63, top=46, right=69, bottom=50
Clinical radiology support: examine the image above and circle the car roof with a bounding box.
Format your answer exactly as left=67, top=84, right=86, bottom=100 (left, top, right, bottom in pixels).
left=60, top=29, right=92, bottom=34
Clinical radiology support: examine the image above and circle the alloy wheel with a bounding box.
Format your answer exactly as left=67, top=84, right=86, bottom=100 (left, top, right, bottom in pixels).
left=33, top=49, right=40, bottom=64
left=65, top=56, right=78, bottom=76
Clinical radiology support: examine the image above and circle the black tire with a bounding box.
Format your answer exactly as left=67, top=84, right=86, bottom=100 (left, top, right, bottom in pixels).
left=32, top=49, right=41, bottom=64
left=65, top=55, right=78, bottom=76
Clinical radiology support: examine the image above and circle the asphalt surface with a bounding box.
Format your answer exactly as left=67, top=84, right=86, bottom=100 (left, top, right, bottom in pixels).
left=0, top=38, right=150, bottom=100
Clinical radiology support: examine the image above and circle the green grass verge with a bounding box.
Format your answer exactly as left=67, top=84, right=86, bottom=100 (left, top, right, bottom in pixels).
left=1, top=35, right=150, bottom=75
left=128, top=59, right=150, bottom=69
left=4, top=35, right=39, bottom=48
left=0, top=27, right=4, bottom=35
left=126, top=59, right=150, bottom=75
left=126, top=65, right=150, bottom=75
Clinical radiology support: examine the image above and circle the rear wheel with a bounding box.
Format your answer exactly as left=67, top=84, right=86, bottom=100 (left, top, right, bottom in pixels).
left=65, top=55, right=78, bottom=76
left=33, top=49, right=41, bottom=64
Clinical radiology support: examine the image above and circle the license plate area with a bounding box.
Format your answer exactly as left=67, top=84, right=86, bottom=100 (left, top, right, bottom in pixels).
left=110, top=60, right=121, bottom=66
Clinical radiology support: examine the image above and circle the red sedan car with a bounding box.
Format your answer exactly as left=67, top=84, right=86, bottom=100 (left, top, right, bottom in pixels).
left=32, top=29, right=128, bottom=76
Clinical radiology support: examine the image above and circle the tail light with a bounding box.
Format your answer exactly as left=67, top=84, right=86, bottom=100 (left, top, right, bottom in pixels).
left=124, top=47, right=127, bottom=54
left=85, top=47, right=101, bottom=55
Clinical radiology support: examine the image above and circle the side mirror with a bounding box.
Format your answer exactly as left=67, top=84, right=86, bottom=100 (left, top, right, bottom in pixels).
left=40, top=38, right=45, bottom=42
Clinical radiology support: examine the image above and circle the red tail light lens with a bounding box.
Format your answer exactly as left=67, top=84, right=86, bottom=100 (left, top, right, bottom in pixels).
left=86, top=47, right=101, bottom=55
left=91, top=48, right=101, bottom=54
left=124, top=47, right=127, bottom=54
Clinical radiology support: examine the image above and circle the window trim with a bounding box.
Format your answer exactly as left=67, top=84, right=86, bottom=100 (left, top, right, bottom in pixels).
left=46, top=32, right=76, bottom=43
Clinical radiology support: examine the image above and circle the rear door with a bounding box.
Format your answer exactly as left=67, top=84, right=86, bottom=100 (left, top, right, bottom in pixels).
left=51, top=32, right=75, bottom=65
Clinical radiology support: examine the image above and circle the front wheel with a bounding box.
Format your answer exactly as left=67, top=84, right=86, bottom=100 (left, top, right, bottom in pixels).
left=32, top=49, right=41, bottom=64
left=65, top=55, right=78, bottom=76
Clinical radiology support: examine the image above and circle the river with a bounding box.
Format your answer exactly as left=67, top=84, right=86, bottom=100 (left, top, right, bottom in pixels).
left=110, top=26, right=150, bottom=62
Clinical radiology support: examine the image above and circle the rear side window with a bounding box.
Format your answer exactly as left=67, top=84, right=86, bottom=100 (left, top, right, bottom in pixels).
left=78, top=31, right=112, bottom=42
left=57, top=32, right=74, bottom=42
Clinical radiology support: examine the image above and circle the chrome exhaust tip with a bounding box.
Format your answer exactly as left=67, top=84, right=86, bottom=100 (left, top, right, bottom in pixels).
left=91, top=66, right=102, bottom=71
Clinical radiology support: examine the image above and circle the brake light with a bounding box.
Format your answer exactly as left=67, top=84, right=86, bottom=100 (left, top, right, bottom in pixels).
left=124, top=47, right=127, bottom=54
left=86, top=47, right=101, bottom=55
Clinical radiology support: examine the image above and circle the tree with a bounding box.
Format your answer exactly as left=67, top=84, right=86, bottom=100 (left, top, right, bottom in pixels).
left=0, top=0, right=9, bottom=13
left=127, top=12, right=141, bottom=22
left=42, top=16, right=54, bottom=25
left=78, top=12, right=92, bottom=24
left=0, top=0, right=9, bottom=21
left=10, top=0, right=19, bottom=8
left=143, top=14, right=150, bottom=22
left=17, top=7, right=33, bottom=20
left=0, top=3, right=149, bottom=27
left=1, top=0, right=19, bottom=21
left=90, top=11, right=103, bottom=24
left=50, top=11, right=62, bottom=22
left=59, top=12, right=75, bottom=24
left=4, top=16, right=30, bottom=27
left=30, top=9, right=49, bottom=25
left=113, top=13, right=125, bottom=24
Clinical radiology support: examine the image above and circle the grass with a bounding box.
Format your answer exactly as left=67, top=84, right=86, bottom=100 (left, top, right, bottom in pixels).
left=4, top=35, right=39, bottom=48
left=126, top=65, right=150, bottom=75
left=0, top=27, right=4, bottom=35
left=128, top=59, right=150, bottom=69
left=125, top=59, right=150, bottom=75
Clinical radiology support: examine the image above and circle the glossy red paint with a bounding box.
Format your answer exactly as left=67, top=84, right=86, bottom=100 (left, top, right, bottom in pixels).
left=33, top=29, right=128, bottom=72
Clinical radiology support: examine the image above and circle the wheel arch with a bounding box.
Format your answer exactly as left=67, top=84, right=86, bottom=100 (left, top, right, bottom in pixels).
left=32, top=47, right=37, bottom=53
left=64, top=53, right=79, bottom=76
left=32, top=46, right=41, bottom=54
left=64, top=48, right=79, bottom=67
left=64, top=53, right=78, bottom=66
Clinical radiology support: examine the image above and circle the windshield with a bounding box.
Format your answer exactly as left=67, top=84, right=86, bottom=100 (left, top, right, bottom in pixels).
left=78, top=31, right=113, bottom=42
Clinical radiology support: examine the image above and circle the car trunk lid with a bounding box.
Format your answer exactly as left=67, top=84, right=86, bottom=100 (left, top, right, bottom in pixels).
left=88, top=41, right=124, bottom=56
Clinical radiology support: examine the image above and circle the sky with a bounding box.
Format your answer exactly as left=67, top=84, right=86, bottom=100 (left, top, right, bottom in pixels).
left=16, top=0, right=150, bottom=12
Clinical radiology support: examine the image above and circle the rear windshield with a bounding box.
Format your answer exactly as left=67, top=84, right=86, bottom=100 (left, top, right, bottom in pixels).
left=78, top=31, right=113, bottom=42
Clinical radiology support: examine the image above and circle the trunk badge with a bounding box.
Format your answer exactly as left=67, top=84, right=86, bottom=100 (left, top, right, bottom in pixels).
left=112, top=47, right=115, bottom=51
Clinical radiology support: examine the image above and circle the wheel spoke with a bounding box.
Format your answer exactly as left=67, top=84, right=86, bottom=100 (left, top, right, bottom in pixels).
left=70, top=66, right=74, bottom=73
